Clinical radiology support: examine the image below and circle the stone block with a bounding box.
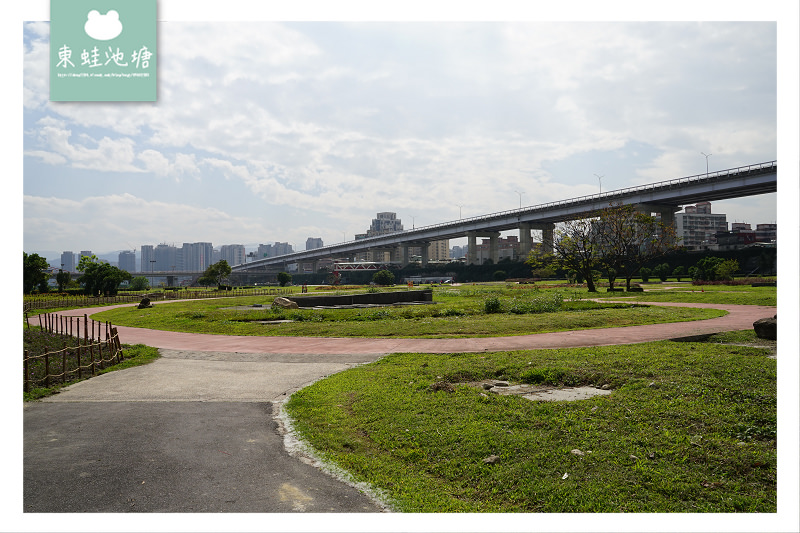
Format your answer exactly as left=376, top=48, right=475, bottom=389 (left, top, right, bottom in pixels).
left=753, top=315, right=777, bottom=340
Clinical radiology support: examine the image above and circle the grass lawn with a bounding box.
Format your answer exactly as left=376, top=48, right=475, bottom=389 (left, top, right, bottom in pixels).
left=589, top=283, right=777, bottom=306
left=285, top=333, right=776, bottom=512
left=89, top=288, right=727, bottom=338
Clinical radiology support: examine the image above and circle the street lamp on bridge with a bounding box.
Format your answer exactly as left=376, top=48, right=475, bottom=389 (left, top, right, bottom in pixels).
left=701, top=152, right=712, bottom=178
left=514, top=190, right=524, bottom=209
left=594, top=174, right=604, bottom=195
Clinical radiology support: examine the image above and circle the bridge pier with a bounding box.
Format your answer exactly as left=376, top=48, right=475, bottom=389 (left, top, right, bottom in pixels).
left=467, top=230, right=501, bottom=265
left=519, top=222, right=555, bottom=257
left=399, top=244, right=410, bottom=267
left=634, top=203, right=680, bottom=228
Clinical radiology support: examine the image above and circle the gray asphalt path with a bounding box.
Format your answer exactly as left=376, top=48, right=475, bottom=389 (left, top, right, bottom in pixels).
left=24, top=349, right=388, bottom=513
left=24, top=401, right=382, bottom=513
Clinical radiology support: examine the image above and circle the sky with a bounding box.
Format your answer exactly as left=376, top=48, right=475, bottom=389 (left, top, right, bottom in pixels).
left=17, top=2, right=794, bottom=263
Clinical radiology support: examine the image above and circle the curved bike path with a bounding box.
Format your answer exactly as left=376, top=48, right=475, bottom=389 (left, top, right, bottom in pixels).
left=34, top=299, right=776, bottom=354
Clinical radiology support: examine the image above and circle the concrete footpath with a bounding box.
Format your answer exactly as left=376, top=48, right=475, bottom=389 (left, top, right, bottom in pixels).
left=23, top=300, right=775, bottom=513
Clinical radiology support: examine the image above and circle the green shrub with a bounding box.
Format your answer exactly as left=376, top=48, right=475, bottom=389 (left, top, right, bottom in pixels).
left=483, top=296, right=502, bottom=314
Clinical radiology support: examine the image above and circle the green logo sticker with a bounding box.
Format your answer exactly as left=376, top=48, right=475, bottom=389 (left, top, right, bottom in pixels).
left=50, top=0, right=157, bottom=101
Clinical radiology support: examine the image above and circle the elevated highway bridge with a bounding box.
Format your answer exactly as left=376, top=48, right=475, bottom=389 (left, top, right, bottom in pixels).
left=230, top=160, right=776, bottom=273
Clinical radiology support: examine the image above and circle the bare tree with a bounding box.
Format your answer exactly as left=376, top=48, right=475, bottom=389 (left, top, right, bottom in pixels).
left=527, top=216, right=603, bottom=292
left=596, top=204, right=680, bottom=290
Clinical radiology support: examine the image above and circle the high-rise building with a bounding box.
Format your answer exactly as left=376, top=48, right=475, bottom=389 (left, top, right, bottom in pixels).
left=273, top=242, right=293, bottom=256
left=675, top=202, right=728, bottom=250
left=220, top=244, right=246, bottom=266
left=181, top=242, right=213, bottom=271
left=141, top=245, right=154, bottom=272
left=363, top=212, right=403, bottom=262
left=60, top=251, right=75, bottom=272
left=306, top=237, right=324, bottom=250
left=257, top=243, right=273, bottom=258
left=154, top=244, right=179, bottom=271
left=367, top=212, right=403, bottom=236
left=118, top=251, right=136, bottom=272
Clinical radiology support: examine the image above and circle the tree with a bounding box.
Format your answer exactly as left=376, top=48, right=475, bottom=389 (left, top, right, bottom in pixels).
left=527, top=217, right=603, bottom=292
left=672, top=265, right=685, bottom=282
left=276, top=271, right=292, bottom=287
left=76, top=255, right=132, bottom=295
left=694, top=256, right=724, bottom=281
left=715, top=259, right=740, bottom=281
left=606, top=267, right=617, bottom=289
left=652, top=263, right=671, bottom=282
left=595, top=204, right=680, bottom=290
left=129, top=276, right=151, bottom=291
left=372, top=269, right=395, bottom=286
left=493, top=270, right=507, bottom=281
left=55, top=270, right=71, bottom=292
left=198, top=260, right=232, bottom=287
left=23, top=252, right=50, bottom=293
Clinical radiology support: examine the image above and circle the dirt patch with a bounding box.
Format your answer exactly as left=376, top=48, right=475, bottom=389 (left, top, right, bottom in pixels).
left=469, top=380, right=613, bottom=402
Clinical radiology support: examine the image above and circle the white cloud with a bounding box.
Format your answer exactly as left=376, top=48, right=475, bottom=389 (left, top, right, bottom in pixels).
left=22, top=20, right=780, bottom=253
left=24, top=194, right=269, bottom=252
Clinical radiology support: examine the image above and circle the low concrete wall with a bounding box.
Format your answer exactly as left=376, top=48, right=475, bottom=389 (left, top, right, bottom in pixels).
left=287, top=289, right=433, bottom=308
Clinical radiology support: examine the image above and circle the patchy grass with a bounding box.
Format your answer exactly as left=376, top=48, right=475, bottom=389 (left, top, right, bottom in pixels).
left=286, top=339, right=776, bottom=512
left=589, top=283, right=776, bottom=306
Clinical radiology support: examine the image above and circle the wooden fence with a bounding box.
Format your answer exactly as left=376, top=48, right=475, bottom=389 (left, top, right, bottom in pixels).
left=24, top=312, right=124, bottom=392
left=22, top=287, right=294, bottom=313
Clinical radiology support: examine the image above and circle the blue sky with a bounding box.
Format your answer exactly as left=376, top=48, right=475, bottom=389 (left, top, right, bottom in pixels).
left=18, top=3, right=793, bottom=261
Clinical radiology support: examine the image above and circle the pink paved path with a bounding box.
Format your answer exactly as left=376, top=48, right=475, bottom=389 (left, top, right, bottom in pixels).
left=31, top=300, right=776, bottom=355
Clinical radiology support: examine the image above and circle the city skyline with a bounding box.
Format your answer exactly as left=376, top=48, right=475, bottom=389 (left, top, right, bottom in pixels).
left=18, top=4, right=791, bottom=259
left=41, top=198, right=779, bottom=271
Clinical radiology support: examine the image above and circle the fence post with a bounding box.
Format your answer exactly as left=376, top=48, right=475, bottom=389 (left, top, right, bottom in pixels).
left=38, top=314, right=42, bottom=330
left=77, top=342, right=82, bottom=380
left=44, top=351, right=50, bottom=388
left=97, top=338, right=104, bottom=370
left=89, top=340, right=96, bottom=376
left=113, top=327, right=123, bottom=362
left=24, top=351, right=30, bottom=393
left=84, top=314, right=88, bottom=344
left=62, top=343, right=68, bottom=384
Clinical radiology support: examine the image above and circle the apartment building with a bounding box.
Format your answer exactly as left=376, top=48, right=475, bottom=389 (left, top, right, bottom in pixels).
left=674, top=202, right=728, bottom=250
left=219, top=244, right=246, bottom=266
